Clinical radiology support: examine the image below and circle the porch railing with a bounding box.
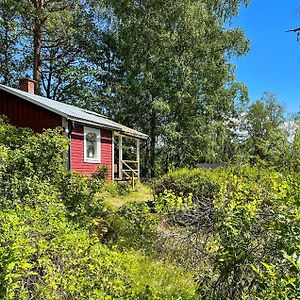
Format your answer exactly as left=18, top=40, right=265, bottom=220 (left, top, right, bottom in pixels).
left=121, top=160, right=139, bottom=189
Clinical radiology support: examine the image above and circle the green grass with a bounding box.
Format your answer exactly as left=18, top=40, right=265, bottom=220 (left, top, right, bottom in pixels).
left=100, top=182, right=153, bottom=209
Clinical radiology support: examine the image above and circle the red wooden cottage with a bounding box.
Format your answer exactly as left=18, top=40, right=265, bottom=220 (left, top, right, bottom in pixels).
left=0, top=78, right=148, bottom=181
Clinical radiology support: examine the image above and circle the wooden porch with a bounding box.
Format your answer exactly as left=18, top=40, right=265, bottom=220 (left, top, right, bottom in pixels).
left=113, top=133, right=140, bottom=188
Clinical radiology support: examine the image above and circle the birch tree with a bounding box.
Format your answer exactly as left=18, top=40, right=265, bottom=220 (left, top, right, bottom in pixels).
left=104, top=0, right=250, bottom=176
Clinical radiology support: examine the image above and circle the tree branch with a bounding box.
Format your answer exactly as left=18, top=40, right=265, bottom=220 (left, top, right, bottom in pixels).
left=286, top=27, right=300, bottom=32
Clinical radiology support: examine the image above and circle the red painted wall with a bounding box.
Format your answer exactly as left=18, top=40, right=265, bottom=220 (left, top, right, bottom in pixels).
left=0, top=89, right=61, bottom=132
left=70, top=123, right=112, bottom=179
left=0, top=89, right=113, bottom=179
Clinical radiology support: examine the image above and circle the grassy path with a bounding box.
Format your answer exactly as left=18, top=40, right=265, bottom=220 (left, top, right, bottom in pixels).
left=100, top=183, right=153, bottom=209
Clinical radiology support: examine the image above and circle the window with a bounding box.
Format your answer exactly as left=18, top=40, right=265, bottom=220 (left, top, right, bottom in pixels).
left=84, top=127, right=100, bottom=163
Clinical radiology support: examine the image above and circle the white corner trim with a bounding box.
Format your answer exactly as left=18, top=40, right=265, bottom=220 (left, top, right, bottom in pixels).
left=112, top=132, right=115, bottom=182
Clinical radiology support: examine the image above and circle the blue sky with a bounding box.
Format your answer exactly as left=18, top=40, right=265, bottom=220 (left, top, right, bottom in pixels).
left=231, top=0, right=300, bottom=114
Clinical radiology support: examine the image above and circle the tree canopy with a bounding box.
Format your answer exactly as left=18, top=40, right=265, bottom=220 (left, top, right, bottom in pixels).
left=241, top=92, right=289, bottom=167
left=105, top=0, right=249, bottom=175
left=0, top=0, right=251, bottom=175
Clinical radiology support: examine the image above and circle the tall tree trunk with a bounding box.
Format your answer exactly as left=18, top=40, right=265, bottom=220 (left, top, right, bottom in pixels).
left=143, top=143, right=150, bottom=178
left=32, top=0, right=43, bottom=95
left=149, top=110, right=156, bottom=178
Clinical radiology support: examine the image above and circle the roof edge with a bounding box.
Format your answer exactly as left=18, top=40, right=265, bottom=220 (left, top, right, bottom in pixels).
left=0, top=84, right=149, bottom=141
left=0, top=85, right=69, bottom=119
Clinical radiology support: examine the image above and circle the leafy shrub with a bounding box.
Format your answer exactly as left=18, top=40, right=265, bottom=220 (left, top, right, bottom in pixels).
left=202, top=168, right=299, bottom=299
left=0, top=119, right=68, bottom=183
left=92, top=165, right=109, bottom=181
left=59, top=171, right=106, bottom=222
left=154, top=190, right=193, bottom=214
left=109, top=202, right=158, bottom=251
left=0, top=118, right=106, bottom=220
left=154, top=166, right=300, bottom=299
left=0, top=116, right=33, bottom=149
left=0, top=120, right=68, bottom=209
left=154, top=168, right=221, bottom=202
left=0, top=203, right=196, bottom=299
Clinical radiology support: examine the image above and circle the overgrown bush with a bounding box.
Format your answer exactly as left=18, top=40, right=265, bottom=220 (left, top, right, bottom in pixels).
left=0, top=118, right=106, bottom=220
left=92, top=165, right=109, bottom=181
left=0, top=118, right=68, bottom=183
left=109, top=202, right=158, bottom=251
left=59, top=171, right=106, bottom=222
left=154, top=190, right=193, bottom=214
left=0, top=203, right=196, bottom=299
left=154, top=167, right=300, bottom=299
left=154, top=168, right=221, bottom=201
left=0, top=119, right=197, bottom=298
left=204, top=168, right=300, bottom=299
left=0, top=119, right=68, bottom=209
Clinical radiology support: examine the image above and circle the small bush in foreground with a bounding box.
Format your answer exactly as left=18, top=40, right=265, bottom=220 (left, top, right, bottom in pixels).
left=0, top=120, right=68, bottom=209
left=92, top=165, right=109, bottom=181
left=109, top=202, right=158, bottom=250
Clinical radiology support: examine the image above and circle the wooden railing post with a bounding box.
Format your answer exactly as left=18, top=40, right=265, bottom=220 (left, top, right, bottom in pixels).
left=132, top=170, right=135, bottom=189
left=121, top=160, right=138, bottom=189
left=136, top=139, right=140, bottom=179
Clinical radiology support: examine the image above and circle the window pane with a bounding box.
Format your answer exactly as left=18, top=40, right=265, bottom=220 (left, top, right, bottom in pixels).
left=86, top=132, right=97, bottom=158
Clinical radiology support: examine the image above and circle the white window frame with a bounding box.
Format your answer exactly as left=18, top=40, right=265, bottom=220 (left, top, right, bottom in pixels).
left=84, top=126, right=101, bottom=163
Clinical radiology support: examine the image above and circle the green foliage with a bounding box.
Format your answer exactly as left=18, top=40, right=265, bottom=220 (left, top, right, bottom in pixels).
left=208, top=168, right=299, bottom=299
left=0, top=117, right=107, bottom=221
left=283, top=125, right=300, bottom=173
left=59, top=171, right=106, bottom=223
left=0, top=118, right=68, bottom=209
left=154, top=166, right=300, bottom=299
left=0, top=120, right=196, bottom=298
left=154, top=190, right=193, bottom=214
left=109, top=202, right=158, bottom=251
left=0, top=118, right=68, bottom=177
left=238, top=92, right=290, bottom=168
left=154, top=168, right=221, bottom=201
left=0, top=203, right=196, bottom=299
left=92, top=165, right=109, bottom=181
left=0, top=1, right=25, bottom=86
